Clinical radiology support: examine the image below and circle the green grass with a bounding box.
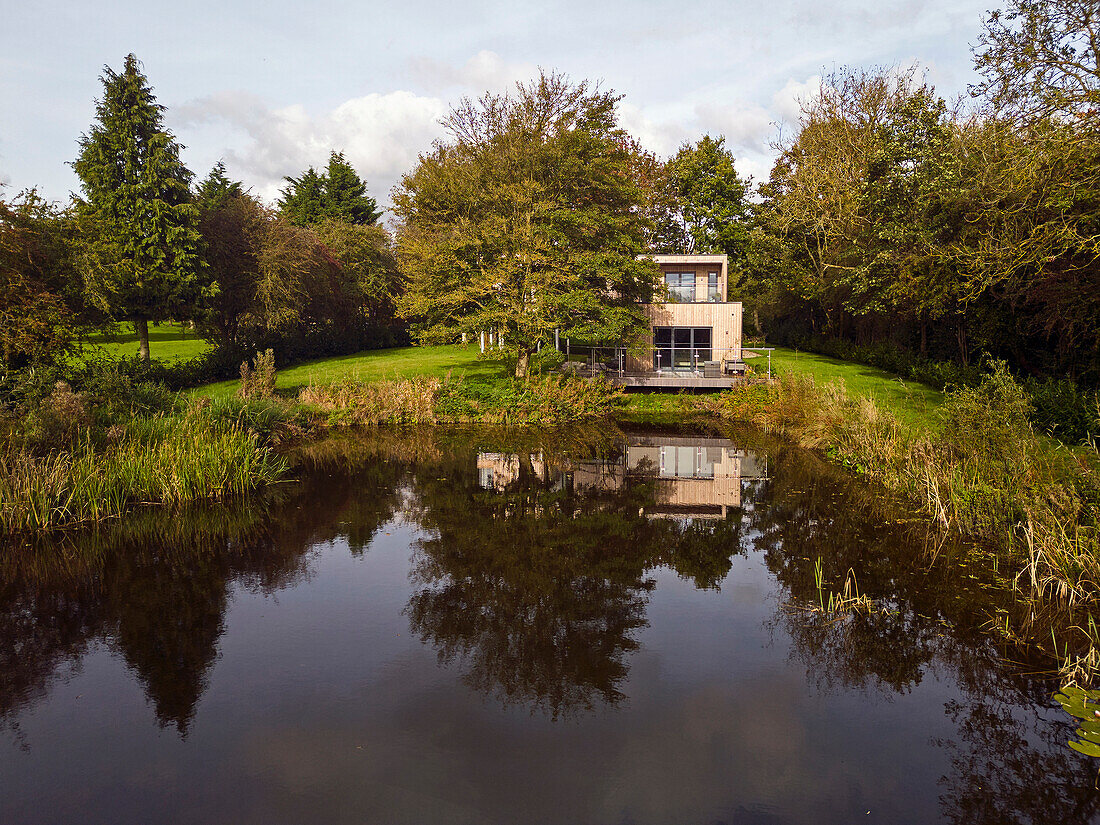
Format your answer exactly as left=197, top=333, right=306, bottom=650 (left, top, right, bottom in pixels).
left=82, top=323, right=212, bottom=362
left=194, top=345, right=506, bottom=399
left=185, top=342, right=946, bottom=429
left=763, top=347, right=943, bottom=430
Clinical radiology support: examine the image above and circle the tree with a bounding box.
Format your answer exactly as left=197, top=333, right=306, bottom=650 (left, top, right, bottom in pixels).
left=972, top=0, right=1100, bottom=128
left=194, top=161, right=243, bottom=211
left=969, top=0, right=1100, bottom=380
left=278, top=152, right=381, bottom=227
left=312, top=219, right=401, bottom=330
left=72, top=54, right=206, bottom=362
left=394, top=71, right=659, bottom=379
left=665, top=136, right=753, bottom=262
left=0, top=190, right=88, bottom=372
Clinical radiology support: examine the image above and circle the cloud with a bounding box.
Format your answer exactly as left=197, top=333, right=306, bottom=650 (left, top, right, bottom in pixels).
left=771, top=75, right=822, bottom=125
left=175, top=89, right=448, bottom=205
left=617, top=101, right=691, bottom=157
left=408, top=50, right=539, bottom=95
left=693, top=100, right=776, bottom=156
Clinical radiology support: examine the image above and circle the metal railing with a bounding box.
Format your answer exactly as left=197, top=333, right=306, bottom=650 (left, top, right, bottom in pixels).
left=742, top=347, right=774, bottom=378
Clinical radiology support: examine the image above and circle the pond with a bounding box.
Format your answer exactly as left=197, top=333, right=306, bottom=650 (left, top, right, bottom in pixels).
left=1, top=427, right=1096, bottom=824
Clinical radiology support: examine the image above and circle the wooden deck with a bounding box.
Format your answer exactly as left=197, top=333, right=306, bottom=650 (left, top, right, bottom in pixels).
left=608, top=372, right=739, bottom=391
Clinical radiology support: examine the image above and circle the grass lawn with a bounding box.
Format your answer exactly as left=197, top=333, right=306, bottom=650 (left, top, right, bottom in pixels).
left=763, top=346, right=943, bottom=430
left=194, top=344, right=506, bottom=398
left=82, top=324, right=212, bottom=362
left=184, top=341, right=945, bottom=429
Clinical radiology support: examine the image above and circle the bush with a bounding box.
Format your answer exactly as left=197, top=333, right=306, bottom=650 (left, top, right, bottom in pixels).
left=239, top=349, right=277, bottom=400
left=529, top=347, right=566, bottom=375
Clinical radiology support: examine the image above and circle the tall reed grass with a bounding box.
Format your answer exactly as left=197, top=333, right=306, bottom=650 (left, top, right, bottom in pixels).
left=299, top=373, right=623, bottom=426
left=0, top=414, right=288, bottom=533
left=708, top=367, right=1100, bottom=607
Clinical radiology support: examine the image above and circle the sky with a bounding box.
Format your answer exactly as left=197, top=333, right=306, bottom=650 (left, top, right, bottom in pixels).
left=1, top=0, right=997, bottom=210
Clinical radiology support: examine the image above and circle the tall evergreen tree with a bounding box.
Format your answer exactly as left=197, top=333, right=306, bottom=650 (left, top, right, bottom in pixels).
left=194, top=161, right=244, bottom=211
left=278, top=152, right=381, bottom=227
left=72, top=54, right=205, bottom=361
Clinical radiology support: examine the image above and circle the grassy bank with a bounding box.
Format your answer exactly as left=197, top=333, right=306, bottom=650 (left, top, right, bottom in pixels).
left=707, top=368, right=1100, bottom=610
left=766, top=347, right=943, bottom=430
left=194, top=344, right=499, bottom=398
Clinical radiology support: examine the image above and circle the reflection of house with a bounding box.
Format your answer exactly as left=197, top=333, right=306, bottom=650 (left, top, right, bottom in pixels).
left=626, top=434, right=754, bottom=519
left=474, top=434, right=766, bottom=520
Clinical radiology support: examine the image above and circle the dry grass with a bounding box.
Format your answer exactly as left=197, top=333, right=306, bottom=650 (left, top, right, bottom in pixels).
left=708, top=368, right=1100, bottom=608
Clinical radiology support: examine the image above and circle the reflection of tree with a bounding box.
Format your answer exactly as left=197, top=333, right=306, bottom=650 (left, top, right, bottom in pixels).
left=747, top=439, right=1100, bottom=825
left=0, top=448, right=405, bottom=737
left=404, top=448, right=745, bottom=717
left=935, top=697, right=1100, bottom=825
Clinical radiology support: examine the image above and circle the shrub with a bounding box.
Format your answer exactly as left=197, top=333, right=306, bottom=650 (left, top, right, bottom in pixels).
left=239, top=349, right=277, bottom=400
left=529, top=347, right=566, bottom=375
left=20, top=382, right=92, bottom=450
left=78, top=359, right=176, bottom=420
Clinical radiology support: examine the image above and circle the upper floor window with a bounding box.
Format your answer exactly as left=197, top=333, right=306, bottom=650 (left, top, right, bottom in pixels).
left=707, top=272, right=720, bottom=302
left=664, top=272, right=695, bottom=302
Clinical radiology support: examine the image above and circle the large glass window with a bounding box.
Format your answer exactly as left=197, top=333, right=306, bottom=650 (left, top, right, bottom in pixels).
left=707, top=272, right=720, bottom=302
left=653, top=326, right=713, bottom=370
left=664, top=272, right=695, bottom=303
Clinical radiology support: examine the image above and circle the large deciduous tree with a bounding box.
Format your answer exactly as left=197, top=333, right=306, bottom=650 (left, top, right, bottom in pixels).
left=394, top=71, right=658, bottom=379
left=972, top=0, right=1100, bottom=128
left=72, top=54, right=206, bottom=362
left=0, top=190, right=89, bottom=372
left=665, top=136, right=752, bottom=262
left=278, top=152, right=382, bottom=227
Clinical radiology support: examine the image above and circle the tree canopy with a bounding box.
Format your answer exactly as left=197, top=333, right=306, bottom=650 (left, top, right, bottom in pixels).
left=72, top=54, right=207, bottom=362
left=393, top=71, right=658, bottom=378
left=278, top=152, right=382, bottom=227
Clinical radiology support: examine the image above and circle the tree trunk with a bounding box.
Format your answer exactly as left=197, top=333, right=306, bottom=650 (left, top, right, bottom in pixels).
left=134, top=318, right=150, bottom=362
left=956, top=318, right=968, bottom=366
left=515, top=348, right=530, bottom=380
left=920, top=321, right=928, bottom=356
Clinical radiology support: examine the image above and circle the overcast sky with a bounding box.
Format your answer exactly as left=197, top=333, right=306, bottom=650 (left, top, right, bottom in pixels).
left=2, top=0, right=996, bottom=209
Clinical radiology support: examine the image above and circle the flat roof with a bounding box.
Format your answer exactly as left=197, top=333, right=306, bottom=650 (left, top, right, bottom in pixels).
left=647, top=254, right=728, bottom=265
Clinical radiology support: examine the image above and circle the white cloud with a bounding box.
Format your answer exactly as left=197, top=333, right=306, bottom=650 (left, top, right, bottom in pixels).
left=175, top=90, right=448, bottom=205
left=771, top=75, right=822, bottom=126
left=693, top=100, right=776, bottom=156
left=408, top=50, right=539, bottom=95
left=617, top=101, right=690, bottom=158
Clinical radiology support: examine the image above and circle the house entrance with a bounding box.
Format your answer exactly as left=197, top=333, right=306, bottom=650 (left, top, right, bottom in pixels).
left=653, top=326, right=712, bottom=371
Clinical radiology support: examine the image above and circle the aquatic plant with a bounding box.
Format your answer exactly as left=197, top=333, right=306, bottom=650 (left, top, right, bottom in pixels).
left=1055, top=686, right=1100, bottom=758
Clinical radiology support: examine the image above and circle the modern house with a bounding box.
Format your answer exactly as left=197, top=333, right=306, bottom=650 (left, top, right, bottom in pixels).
left=585, top=253, right=743, bottom=389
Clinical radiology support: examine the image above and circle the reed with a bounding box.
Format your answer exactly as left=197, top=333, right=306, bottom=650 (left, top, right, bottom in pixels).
left=298, top=373, right=623, bottom=427
left=709, top=367, right=1100, bottom=608
left=0, top=415, right=288, bottom=533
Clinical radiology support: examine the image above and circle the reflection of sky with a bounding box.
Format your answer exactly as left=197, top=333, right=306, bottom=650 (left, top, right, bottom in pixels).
left=3, top=523, right=959, bottom=825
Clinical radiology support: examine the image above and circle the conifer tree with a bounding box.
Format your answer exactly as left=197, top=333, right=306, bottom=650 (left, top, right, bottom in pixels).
left=73, top=54, right=205, bottom=361
left=194, top=161, right=244, bottom=212
left=278, top=151, right=381, bottom=227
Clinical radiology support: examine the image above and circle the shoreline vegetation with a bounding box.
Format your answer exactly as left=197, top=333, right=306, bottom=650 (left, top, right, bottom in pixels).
left=1, top=343, right=1098, bottom=687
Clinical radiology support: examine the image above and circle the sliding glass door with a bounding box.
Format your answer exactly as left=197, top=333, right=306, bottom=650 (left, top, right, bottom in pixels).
left=653, top=327, right=712, bottom=371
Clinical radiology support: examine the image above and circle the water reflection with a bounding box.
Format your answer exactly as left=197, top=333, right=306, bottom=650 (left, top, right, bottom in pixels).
left=1, top=427, right=1098, bottom=824
left=407, top=433, right=753, bottom=716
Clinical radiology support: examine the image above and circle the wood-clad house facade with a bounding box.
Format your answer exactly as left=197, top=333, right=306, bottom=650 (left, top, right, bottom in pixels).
left=623, top=254, right=744, bottom=375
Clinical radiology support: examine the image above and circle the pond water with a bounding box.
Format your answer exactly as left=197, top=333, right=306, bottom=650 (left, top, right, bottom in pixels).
left=1, top=427, right=1096, bottom=824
